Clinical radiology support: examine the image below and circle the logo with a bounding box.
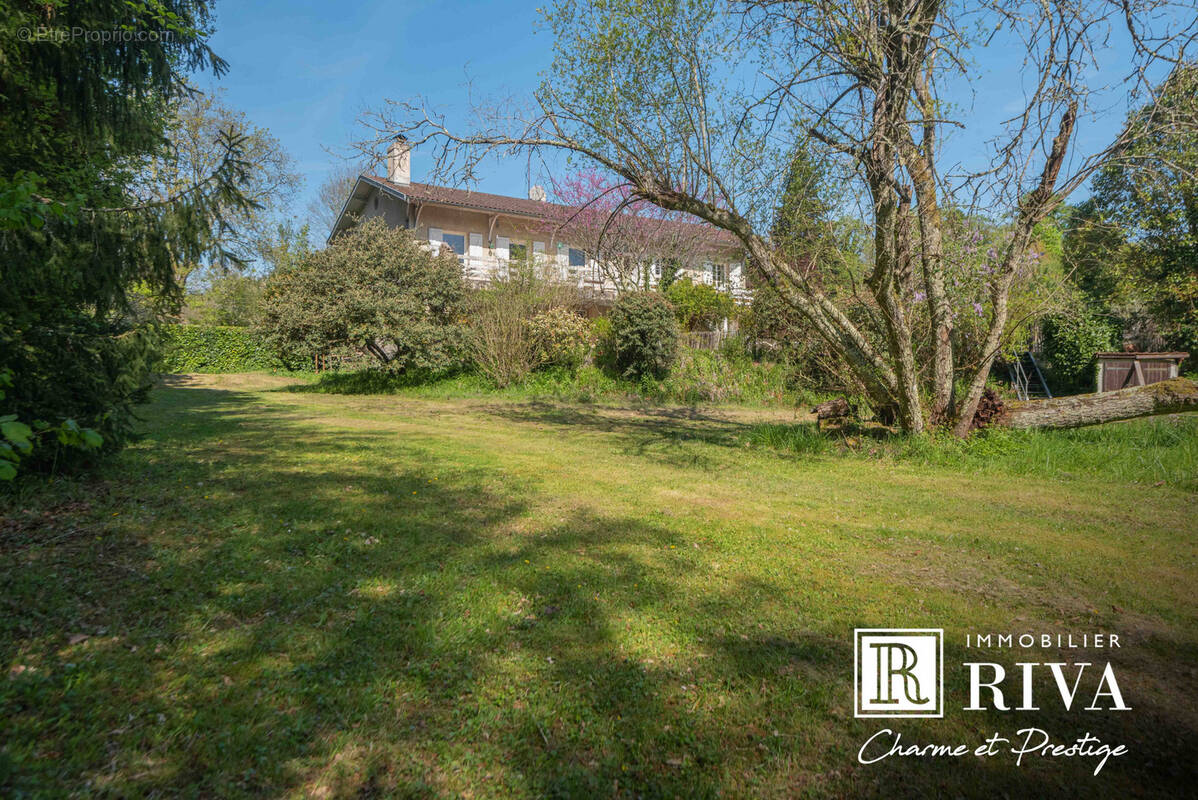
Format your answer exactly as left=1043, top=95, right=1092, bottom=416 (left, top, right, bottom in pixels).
left=854, top=628, right=943, bottom=718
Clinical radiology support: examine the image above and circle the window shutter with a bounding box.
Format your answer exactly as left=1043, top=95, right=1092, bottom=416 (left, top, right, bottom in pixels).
left=729, top=261, right=742, bottom=287
left=496, top=236, right=510, bottom=261
left=469, top=233, right=483, bottom=260
left=429, top=228, right=443, bottom=249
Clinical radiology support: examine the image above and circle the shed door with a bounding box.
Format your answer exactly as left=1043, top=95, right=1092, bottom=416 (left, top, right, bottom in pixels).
left=1101, top=359, right=1133, bottom=392
left=1142, top=360, right=1172, bottom=385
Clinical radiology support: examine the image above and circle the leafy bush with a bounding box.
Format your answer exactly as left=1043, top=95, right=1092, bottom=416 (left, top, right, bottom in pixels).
left=718, top=334, right=752, bottom=362
left=527, top=307, right=593, bottom=370
left=160, top=325, right=283, bottom=373
left=259, top=219, right=467, bottom=374
left=607, top=292, right=679, bottom=380
left=1, top=370, right=104, bottom=480
left=1039, top=309, right=1119, bottom=394
left=741, top=283, right=862, bottom=393
left=664, top=277, right=735, bottom=331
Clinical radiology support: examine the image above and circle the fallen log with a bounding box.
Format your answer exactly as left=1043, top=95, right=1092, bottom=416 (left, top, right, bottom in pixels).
left=812, top=396, right=851, bottom=421
left=998, top=378, right=1198, bottom=430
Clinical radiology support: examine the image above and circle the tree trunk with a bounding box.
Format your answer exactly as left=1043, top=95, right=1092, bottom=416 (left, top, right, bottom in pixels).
left=998, top=378, right=1198, bottom=430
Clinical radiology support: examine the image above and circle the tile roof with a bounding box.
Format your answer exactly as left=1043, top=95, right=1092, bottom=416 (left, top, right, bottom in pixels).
left=369, top=174, right=572, bottom=218
left=366, top=174, right=740, bottom=248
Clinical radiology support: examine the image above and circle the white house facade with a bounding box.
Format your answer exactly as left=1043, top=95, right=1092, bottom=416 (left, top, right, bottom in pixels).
left=330, top=139, right=752, bottom=311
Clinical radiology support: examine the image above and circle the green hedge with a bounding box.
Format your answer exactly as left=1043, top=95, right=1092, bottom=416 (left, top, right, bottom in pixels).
left=159, top=325, right=283, bottom=373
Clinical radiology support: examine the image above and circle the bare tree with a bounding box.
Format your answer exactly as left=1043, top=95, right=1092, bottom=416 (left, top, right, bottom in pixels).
left=355, top=0, right=1196, bottom=433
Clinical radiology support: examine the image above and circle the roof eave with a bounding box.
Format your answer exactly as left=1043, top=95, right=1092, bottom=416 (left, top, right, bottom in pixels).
left=327, top=175, right=412, bottom=244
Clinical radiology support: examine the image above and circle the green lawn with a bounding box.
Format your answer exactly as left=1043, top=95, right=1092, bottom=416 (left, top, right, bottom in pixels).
left=2, top=373, right=1196, bottom=798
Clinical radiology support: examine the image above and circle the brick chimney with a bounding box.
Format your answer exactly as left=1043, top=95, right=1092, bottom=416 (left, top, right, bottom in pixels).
left=386, top=136, right=411, bottom=185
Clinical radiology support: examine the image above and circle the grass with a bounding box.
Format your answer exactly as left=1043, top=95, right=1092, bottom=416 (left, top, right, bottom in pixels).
left=748, top=417, right=1198, bottom=490
left=292, top=350, right=815, bottom=408
left=1, top=372, right=1195, bottom=798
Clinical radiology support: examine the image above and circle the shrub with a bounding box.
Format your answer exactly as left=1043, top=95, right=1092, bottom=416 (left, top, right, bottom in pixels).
left=1039, top=309, right=1119, bottom=394
left=259, top=219, right=467, bottom=375
left=527, top=308, right=593, bottom=370
left=607, top=292, right=680, bottom=380
left=664, top=277, right=735, bottom=331
left=1, top=370, right=103, bottom=480
left=159, top=325, right=283, bottom=373
left=468, top=262, right=578, bottom=386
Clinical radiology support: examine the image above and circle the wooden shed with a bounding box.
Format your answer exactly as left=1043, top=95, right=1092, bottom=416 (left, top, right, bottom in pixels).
left=1095, top=351, right=1188, bottom=393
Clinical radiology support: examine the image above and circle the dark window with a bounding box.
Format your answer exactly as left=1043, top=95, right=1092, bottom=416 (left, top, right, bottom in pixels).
left=509, top=242, right=528, bottom=261
left=568, top=248, right=586, bottom=267
left=442, top=233, right=466, bottom=255
left=712, top=264, right=726, bottom=286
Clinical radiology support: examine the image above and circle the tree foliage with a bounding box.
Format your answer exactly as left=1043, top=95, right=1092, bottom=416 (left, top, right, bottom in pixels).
left=1038, top=310, right=1120, bottom=395
left=1067, top=64, right=1198, bottom=356
left=143, top=89, right=302, bottom=282
left=0, top=0, right=254, bottom=470
left=183, top=222, right=311, bottom=326
left=259, top=219, right=467, bottom=373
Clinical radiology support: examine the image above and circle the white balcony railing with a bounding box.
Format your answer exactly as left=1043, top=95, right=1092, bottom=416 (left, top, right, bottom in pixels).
left=453, top=252, right=752, bottom=303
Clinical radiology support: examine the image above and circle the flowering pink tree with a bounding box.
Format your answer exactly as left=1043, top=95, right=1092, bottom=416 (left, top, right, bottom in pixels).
left=542, top=170, right=726, bottom=294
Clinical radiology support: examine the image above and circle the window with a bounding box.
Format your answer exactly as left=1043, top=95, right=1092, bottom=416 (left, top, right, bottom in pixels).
left=568, top=248, right=586, bottom=268
left=712, top=263, right=727, bottom=287
left=442, top=233, right=466, bottom=256
left=509, top=242, right=528, bottom=262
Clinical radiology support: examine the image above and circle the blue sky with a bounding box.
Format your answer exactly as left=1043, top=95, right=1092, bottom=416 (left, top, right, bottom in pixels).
left=202, top=1, right=1159, bottom=235
left=202, top=0, right=552, bottom=230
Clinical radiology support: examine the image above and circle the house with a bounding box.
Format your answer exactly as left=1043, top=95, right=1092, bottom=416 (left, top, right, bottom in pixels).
left=329, top=138, right=751, bottom=313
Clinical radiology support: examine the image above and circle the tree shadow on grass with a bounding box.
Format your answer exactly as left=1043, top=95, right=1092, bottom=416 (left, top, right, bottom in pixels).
left=1, top=382, right=1195, bottom=798
left=483, top=402, right=757, bottom=472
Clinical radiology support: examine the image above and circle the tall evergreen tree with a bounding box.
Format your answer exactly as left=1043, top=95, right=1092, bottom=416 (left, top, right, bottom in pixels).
left=1, top=1, right=251, bottom=472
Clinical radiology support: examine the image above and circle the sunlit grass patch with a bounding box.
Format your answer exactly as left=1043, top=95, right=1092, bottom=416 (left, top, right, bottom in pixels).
left=1, top=374, right=1195, bottom=798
